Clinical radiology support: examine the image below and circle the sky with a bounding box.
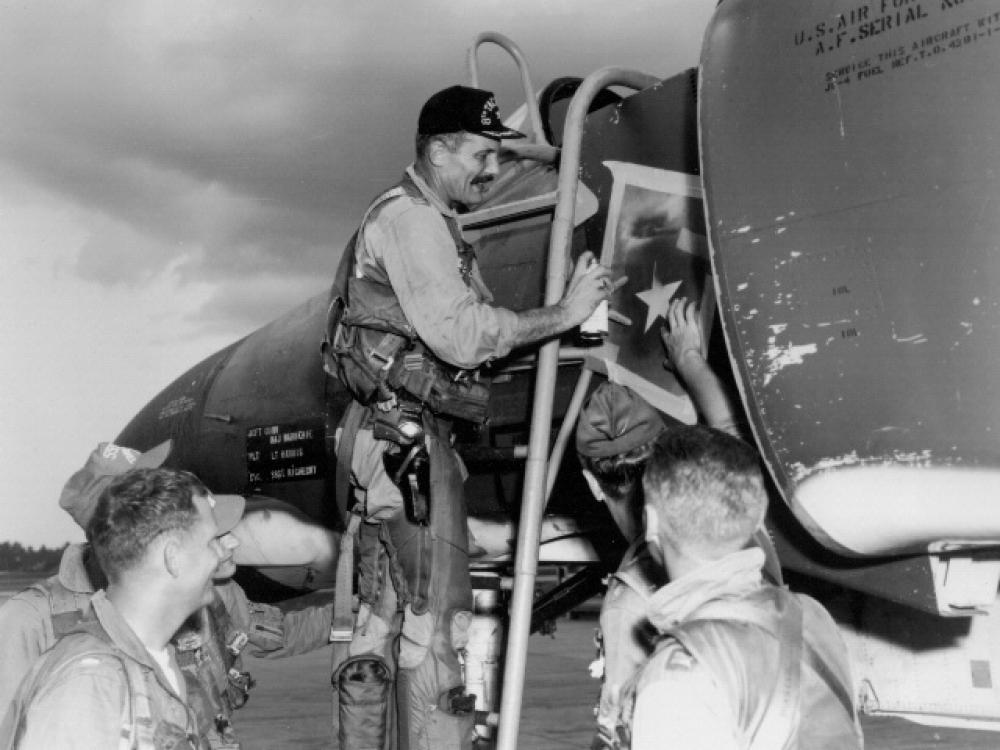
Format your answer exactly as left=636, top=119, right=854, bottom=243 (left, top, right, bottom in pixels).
left=0, top=0, right=716, bottom=548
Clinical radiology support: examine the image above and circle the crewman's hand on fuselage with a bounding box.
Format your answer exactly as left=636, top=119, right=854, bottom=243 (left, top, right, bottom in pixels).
left=660, top=297, right=703, bottom=372
left=559, top=251, right=627, bottom=327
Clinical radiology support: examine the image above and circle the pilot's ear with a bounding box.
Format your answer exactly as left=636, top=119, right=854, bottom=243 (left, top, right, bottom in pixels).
left=427, top=137, right=449, bottom=167
left=581, top=469, right=607, bottom=504
left=163, top=538, right=182, bottom=578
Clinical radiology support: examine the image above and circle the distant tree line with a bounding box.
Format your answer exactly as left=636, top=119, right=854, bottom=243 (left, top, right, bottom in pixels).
left=0, top=541, right=67, bottom=572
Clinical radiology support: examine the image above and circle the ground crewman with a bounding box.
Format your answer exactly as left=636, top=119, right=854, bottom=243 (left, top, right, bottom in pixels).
left=617, top=425, right=863, bottom=749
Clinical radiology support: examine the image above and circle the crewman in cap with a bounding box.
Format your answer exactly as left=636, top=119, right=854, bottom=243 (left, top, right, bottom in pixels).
left=577, top=382, right=671, bottom=750
left=577, top=298, right=779, bottom=749
left=1, top=466, right=245, bottom=749
left=0, top=441, right=335, bottom=749
left=327, top=84, right=622, bottom=749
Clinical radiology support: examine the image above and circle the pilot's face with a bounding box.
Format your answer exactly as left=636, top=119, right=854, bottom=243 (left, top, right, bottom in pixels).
left=435, top=133, right=500, bottom=209
left=212, top=530, right=239, bottom=581
left=185, top=494, right=239, bottom=604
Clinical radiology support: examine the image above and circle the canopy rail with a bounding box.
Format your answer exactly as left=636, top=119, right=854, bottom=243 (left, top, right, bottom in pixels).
left=466, top=31, right=547, bottom=145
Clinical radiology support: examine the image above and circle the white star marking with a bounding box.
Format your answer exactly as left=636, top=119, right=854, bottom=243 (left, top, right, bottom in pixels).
left=635, top=269, right=682, bottom=333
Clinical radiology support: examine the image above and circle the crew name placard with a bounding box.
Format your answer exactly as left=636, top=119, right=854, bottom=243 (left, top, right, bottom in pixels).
left=246, top=420, right=326, bottom=486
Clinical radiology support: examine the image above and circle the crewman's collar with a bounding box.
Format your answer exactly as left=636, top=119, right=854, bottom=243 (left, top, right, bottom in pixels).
left=406, top=164, right=460, bottom=219
left=58, top=542, right=97, bottom=595
left=645, top=546, right=766, bottom=632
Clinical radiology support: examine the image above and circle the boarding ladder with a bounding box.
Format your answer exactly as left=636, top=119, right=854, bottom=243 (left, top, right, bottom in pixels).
left=465, top=32, right=659, bottom=750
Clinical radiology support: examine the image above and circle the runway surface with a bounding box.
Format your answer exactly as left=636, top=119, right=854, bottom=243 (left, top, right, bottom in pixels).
left=236, top=617, right=1000, bottom=749
left=2, top=574, right=996, bottom=748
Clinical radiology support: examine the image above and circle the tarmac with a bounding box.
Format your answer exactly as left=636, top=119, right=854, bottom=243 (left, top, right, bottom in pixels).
left=236, top=616, right=1000, bottom=749
left=4, top=574, right=998, bottom=748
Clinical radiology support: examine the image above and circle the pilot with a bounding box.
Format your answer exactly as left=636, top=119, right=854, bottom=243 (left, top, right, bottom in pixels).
left=328, top=84, right=619, bottom=750
left=577, top=297, right=779, bottom=750
left=1, top=467, right=244, bottom=749
left=617, top=425, right=863, bottom=749
left=0, top=441, right=335, bottom=749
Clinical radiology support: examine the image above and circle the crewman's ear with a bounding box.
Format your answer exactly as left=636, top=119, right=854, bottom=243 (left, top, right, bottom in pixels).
left=427, top=137, right=449, bottom=167
left=581, top=469, right=608, bottom=504
left=163, top=538, right=182, bottom=578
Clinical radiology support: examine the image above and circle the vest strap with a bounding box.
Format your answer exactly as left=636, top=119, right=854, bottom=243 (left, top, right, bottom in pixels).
left=117, top=650, right=159, bottom=750
left=31, top=581, right=91, bottom=637
left=803, top=638, right=855, bottom=723
left=665, top=590, right=804, bottom=750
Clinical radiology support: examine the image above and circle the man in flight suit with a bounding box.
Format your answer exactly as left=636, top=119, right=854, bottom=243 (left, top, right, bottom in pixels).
left=331, top=84, right=619, bottom=750
left=577, top=298, right=782, bottom=749
left=1, top=467, right=245, bottom=749
left=616, top=425, right=863, bottom=749
left=0, top=441, right=335, bottom=749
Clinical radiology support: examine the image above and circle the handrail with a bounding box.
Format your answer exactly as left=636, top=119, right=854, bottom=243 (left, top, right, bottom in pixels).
left=495, top=66, right=661, bottom=750
left=466, top=32, right=547, bottom=145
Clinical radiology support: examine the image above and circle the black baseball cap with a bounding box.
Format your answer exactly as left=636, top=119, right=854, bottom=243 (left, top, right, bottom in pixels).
left=418, top=85, right=526, bottom=140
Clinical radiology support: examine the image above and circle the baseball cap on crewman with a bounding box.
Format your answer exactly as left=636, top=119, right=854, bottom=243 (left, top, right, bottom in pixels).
left=576, top=383, right=668, bottom=459
left=418, top=85, right=527, bottom=140
left=59, top=440, right=245, bottom=535
left=60, top=440, right=173, bottom=529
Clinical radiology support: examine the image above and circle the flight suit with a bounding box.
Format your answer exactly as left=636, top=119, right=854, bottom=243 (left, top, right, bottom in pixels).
left=333, top=166, right=520, bottom=750
left=0, top=543, right=333, bottom=748
left=0, top=590, right=205, bottom=750
left=590, top=541, right=665, bottom=750
left=615, top=548, right=862, bottom=750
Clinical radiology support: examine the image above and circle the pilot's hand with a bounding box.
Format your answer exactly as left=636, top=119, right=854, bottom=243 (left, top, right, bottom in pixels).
left=660, top=297, right=703, bottom=372
left=560, top=252, right=627, bottom=326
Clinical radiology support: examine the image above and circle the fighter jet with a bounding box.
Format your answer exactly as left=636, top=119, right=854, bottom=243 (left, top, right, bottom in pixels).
left=116, top=0, right=1000, bottom=738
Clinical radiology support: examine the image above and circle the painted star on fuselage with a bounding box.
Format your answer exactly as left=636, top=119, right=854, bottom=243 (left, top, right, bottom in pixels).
left=636, top=266, right=682, bottom=332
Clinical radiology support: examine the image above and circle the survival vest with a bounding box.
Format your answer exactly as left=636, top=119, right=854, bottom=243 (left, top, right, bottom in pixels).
left=173, top=593, right=256, bottom=750
left=321, top=177, right=490, bottom=426
left=615, top=586, right=859, bottom=750
left=35, top=579, right=248, bottom=750
left=4, top=614, right=205, bottom=750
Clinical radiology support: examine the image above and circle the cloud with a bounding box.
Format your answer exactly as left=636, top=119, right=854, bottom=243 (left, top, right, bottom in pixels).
left=0, top=0, right=716, bottom=547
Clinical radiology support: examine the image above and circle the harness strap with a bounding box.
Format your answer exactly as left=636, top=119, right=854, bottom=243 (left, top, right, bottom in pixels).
left=117, top=652, right=159, bottom=750
left=803, top=637, right=855, bottom=723
left=30, top=581, right=91, bottom=637
left=331, top=513, right=362, bottom=645
left=665, top=592, right=804, bottom=750
left=745, top=595, right=802, bottom=750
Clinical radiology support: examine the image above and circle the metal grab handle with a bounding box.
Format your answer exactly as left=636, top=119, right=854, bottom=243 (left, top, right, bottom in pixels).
left=466, top=31, right=546, bottom=145
left=495, top=66, right=661, bottom=750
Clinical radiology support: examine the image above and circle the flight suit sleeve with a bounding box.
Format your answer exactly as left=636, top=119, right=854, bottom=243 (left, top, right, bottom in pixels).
left=254, top=591, right=335, bottom=659
left=595, top=583, right=654, bottom=740
left=376, top=202, right=519, bottom=369
left=14, top=658, right=128, bottom=750
left=631, top=646, right=740, bottom=750
left=0, top=594, right=51, bottom=711
left=216, top=582, right=333, bottom=659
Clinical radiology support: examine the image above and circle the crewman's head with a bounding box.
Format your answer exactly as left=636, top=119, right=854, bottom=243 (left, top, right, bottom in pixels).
left=88, top=467, right=244, bottom=608
left=576, top=382, right=668, bottom=541
left=59, top=440, right=173, bottom=530
left=414, top=85, right=525, bottom=209
left=642, top=424, right=766, bottom=565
